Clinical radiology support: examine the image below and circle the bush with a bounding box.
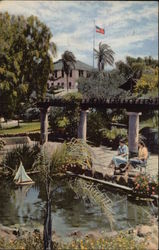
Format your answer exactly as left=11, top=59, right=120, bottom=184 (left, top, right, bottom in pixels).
left=133, top=173, right=159, bottom=196
left=49, top=93, right=82, bottom=138
left=101, top=127, right=127, bottom=148
left=0, top=233, right=43, bottom=250
left=62, top=233, right=146, bottom=250
left=3, top=143, right=41, bottom=171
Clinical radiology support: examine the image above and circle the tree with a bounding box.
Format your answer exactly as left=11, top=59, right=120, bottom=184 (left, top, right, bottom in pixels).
left=0, top=12, right=56, bottom=119
left=34, top=139, right=114, bottom=250
left=94, top=42, right=115, bottom=71
left=115, top=58, right=145, bottom=80
left=135, top=66, right=158, bottom=96
left=61, top=51, right=76, bottom=91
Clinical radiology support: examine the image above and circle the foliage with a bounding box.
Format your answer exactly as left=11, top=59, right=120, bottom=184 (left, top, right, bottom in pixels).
left=61, top=50, right=76, bottom=91
left=133, top=173, right=159, bottom=196
left=78, top=69, right=126, bottom=99
left=87, top=110, right=109, bottom=146
left=34, top=139, right=93, bottom=174
left=62, top=232, right=146, bottom=250
left=0, top=232, right=43, bottom=250
left=23, top=108, right=40, bottom=121
left=33, top=139, right=93, bottom=250
left=94, top=42, right=115, bottom=71
left=3, top=143, right=41, bottom=171
left=115, top=58, right=145, bottom=80
left=0, top=232, right=147, bottom=250
left=0, top=12, right=56, bottom=119
left=49, top=92, right=82, bottom=137
left=65, top=138, right=93, bottom=170
left=70, top=179, right=115, bottom=230
left=135, top=66, right=158, bottom=96
left=102, top=127, right=127, bottom=141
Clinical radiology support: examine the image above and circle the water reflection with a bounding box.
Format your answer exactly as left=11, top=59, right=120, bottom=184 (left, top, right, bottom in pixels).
left=0, top=178, right=152, bottom=239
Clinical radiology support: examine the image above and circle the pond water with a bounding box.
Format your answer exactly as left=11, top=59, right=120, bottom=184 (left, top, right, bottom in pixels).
left=0, top=176, right=152, bottom=241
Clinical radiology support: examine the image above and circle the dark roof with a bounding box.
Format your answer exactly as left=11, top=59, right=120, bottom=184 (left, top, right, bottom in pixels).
left=119, top=77, right=137, bottom=92
left=54, top=59, right=93, bottom=71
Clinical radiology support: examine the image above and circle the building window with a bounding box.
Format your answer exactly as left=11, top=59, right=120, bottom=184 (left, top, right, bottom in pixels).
left=70, top=70, right=72, bottom=77
left=69, top=82, right=72, bottom=89
left=57, top=82, right=60, bottom=86
left=79, top=70, right=83, bottom=77
left=62, top=82, right=64, bottom=88
left=87, top=72, right=90, bottom=77
left=54, top=70, right=57, bottom=78
left=61, top=70, right=64, bottom=77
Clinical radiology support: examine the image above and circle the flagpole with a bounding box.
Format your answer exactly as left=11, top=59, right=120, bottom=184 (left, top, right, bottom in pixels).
left=93, top=20, right=95, bottom=68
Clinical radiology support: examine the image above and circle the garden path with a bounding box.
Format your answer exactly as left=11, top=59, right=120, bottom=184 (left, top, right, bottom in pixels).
left=91, top=146, right=158, bottom=178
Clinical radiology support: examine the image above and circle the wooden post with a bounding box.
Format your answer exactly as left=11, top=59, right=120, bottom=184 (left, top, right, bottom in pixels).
left=127, top=112, right=141, bottom=157
left=78, top=109, right=88, bottom=141
left=40, top=107, right=49, bottom=144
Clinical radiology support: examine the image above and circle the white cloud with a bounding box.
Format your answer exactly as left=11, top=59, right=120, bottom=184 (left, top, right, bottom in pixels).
left=0, top=0, right=158, bottom=65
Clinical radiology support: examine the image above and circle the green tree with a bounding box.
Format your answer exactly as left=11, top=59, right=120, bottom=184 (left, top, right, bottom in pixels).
left=61, top=51, right=76, bottom=92
left=115, top=57, right=145, bottom=80
left=94, top=42, right=115, bottom=71
left=0, top=12, right=56, bottom=119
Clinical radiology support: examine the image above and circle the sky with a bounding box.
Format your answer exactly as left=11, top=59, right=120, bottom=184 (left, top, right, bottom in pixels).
left=0, top=1, right=158, bottom=67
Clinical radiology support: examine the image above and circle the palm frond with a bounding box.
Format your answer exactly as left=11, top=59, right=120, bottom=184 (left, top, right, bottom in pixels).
left=69, top=178, right=115, bottom=230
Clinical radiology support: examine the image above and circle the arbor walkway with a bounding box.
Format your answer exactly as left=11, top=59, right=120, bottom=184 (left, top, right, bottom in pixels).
left=91, top=145, right=158, bottom=178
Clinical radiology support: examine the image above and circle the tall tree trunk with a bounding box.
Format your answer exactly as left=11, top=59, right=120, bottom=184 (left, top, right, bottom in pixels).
left=44, top=177, right=52, bottom=250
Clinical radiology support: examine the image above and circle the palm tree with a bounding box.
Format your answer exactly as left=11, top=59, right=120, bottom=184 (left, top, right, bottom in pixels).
left=61, top=50, right=76, bottom=91
left=94, top=42, right=115, bottom=71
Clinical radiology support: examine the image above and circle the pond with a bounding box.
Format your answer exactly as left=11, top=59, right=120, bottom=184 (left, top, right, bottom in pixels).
left=0, top=176, right=152, bottom=242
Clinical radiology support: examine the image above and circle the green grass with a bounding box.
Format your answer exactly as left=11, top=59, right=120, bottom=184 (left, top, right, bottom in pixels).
left=0, top=122, right=41, bottom=135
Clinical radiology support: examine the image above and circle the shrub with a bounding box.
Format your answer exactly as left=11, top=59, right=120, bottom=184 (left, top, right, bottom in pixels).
left=62, top=233, right=146, bottom=250
left=133, top=173, right=159, bottom=196
left=3, top=143, right=41, bottom=171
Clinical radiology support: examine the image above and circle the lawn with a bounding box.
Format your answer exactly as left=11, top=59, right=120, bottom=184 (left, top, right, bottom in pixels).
left=0, top=121, right=41, bottom=135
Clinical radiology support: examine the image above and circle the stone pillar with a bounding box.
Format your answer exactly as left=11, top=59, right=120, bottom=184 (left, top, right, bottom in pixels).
left=40, top=107, right=49, bottom=144
left=127, top=112, right=141, bottom=157
left=78, top=110, right=88, bottom=141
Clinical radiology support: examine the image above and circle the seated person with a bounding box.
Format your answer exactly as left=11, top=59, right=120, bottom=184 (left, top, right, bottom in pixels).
left=128, top=141, right=148, bottom=168
left=108, top=139, right=128, bottom=169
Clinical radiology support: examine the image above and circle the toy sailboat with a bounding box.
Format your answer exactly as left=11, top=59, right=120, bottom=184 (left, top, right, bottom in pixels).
left=14, top=161, right=35, bottom=186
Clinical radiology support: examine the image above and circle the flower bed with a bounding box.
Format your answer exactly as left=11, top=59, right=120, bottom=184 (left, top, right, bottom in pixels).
left=133, top=173, right=158, bottom=196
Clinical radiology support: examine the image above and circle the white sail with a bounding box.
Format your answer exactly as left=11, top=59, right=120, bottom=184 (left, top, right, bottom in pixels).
left=14, top=162, right=34, bottom=185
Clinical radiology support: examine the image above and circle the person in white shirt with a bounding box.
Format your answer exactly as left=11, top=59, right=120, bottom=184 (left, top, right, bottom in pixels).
left=108, top=139, right=128, bottom=169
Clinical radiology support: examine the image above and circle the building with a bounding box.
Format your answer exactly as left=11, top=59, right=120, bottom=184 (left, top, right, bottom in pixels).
left=47, top=59, right=93, bottom=89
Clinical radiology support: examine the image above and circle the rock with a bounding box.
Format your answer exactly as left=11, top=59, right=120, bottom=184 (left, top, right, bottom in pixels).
left=85, top=230, right=101, bottom=240
left=104, top=231, right=118, bottom=238
left=84, top=169, right=93, bottom=177
left=34, top=228, right=40, bottom=234
left=137, top=225, right=152, bottom=237
left=146, top=242, right=158, bottom=250
left=93, top=171, right=104, bottom=180
left=68, top=230, right=82, bottom=238
left=12, top=229, right=20, bottom=236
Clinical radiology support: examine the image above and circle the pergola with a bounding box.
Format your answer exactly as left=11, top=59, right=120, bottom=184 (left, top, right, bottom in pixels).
left=37, top=97, right=159, bottom=155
